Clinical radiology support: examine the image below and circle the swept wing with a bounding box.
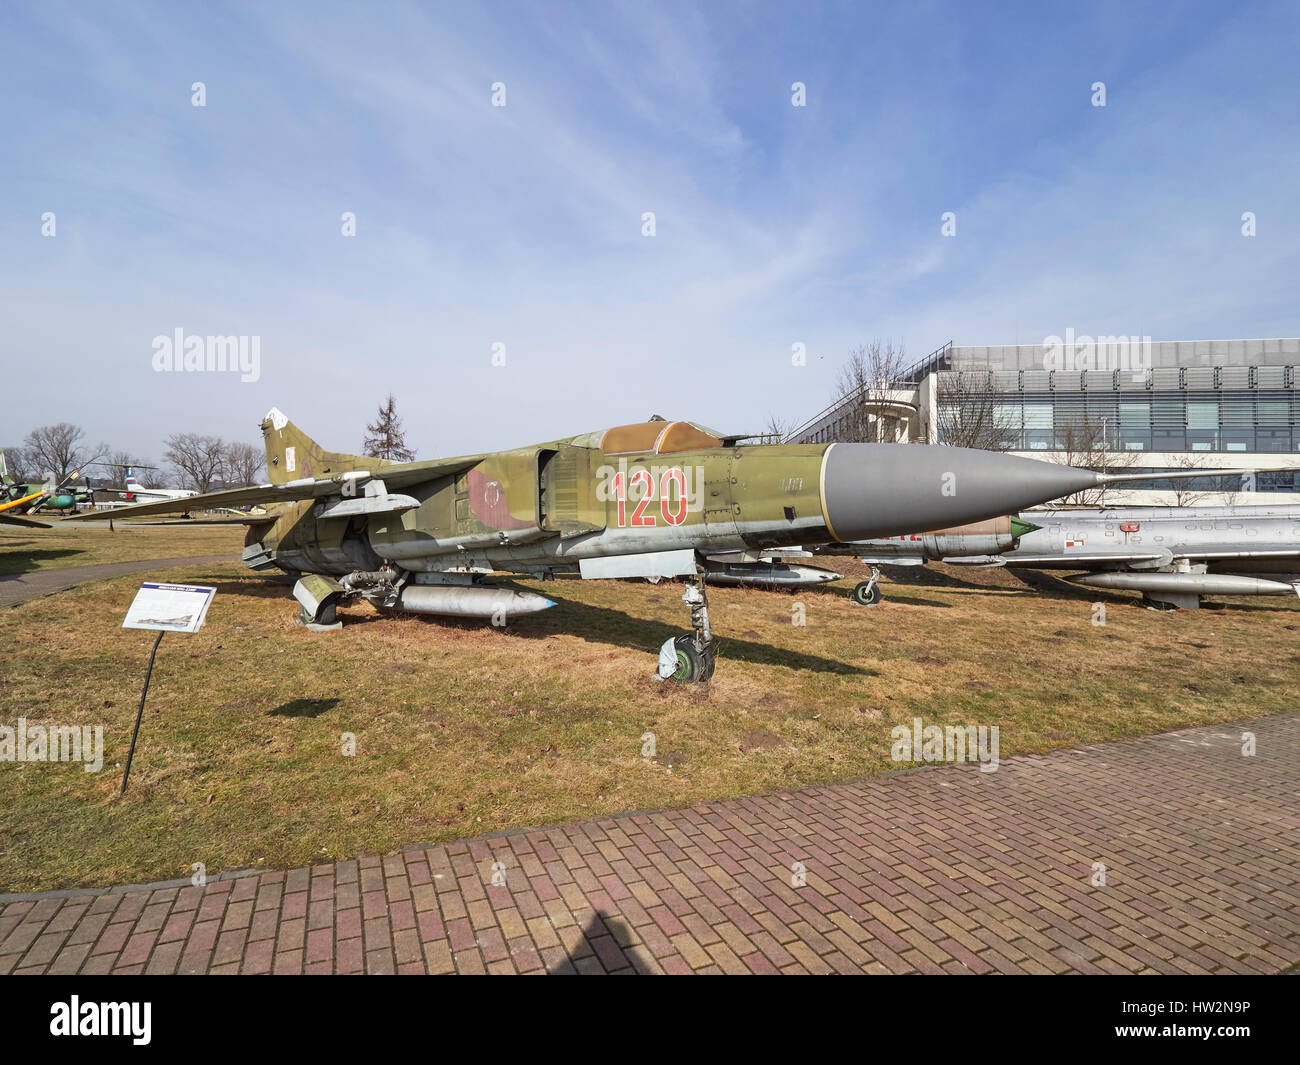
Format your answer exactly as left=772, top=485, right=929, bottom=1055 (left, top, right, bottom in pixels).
left=63, top=456, right=482, bottom=523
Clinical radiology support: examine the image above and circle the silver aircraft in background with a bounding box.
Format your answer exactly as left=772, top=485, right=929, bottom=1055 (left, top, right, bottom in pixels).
left=712, top=476, right=1280, bottom=607
left=816, top=504, right=1300, bottom=611
left=950, top=504, right=1300, bottom=610
left=698, top=515, right=1034, bottom=598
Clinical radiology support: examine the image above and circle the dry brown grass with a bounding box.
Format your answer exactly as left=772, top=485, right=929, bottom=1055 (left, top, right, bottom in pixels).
left=0, top=519, right=244, bottom=576
left=2, top=554, right=1296, bottom=891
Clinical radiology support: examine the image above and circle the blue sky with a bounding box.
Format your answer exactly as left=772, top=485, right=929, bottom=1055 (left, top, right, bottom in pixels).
left=2, top=0, right=1297, bottom=465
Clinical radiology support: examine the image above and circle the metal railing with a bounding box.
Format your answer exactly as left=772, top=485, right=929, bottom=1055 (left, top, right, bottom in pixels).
left=789, top=341, right=950, bottom=443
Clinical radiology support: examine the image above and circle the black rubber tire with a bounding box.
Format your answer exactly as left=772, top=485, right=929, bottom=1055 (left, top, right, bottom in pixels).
left=669, top=634, right=715, bottom=683
left=853, top=581, right=883, bottom=606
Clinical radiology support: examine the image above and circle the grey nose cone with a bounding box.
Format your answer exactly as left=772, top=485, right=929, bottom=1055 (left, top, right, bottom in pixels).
left=822, top=444, right=1099, bottom=541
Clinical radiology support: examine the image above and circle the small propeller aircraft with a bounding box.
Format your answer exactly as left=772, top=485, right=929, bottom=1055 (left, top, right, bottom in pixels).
left=0, top=452, right=91, bottom=519
left=69, top=408, right=1144, bottom=680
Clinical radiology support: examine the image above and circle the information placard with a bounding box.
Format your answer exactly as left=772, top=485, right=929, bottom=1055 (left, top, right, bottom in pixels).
left=122, top=583, right=216, bottom=633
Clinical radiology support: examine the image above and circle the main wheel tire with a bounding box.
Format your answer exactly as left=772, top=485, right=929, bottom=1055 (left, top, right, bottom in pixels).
left=668, top=634, right=715, bottom=683
left=853, top=581, right=883, bottom=606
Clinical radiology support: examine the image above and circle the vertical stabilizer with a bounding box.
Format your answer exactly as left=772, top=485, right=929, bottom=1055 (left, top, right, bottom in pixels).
left=260, top=407, right=383, bottom=485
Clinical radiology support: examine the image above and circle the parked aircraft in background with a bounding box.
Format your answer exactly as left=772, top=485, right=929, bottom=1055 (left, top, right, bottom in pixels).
left=953, top=504, right=1300, bottom=610
left=714, top=473, right=1256, bottom=607
left=0, top=452, right=96, bottom=515
left=808, top=504, right=1300, bottom=611
left=91, top=467, right=200, bottom=507
left=120, top=468, right=197, bottom=502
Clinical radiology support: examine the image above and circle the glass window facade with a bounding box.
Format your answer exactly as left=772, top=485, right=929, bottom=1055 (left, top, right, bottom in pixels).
left=790, top=343, right=1300, bottom=459
left=1113, top=468, right=1300, bottom=492
left=936, top=376, right=1300, bottom=454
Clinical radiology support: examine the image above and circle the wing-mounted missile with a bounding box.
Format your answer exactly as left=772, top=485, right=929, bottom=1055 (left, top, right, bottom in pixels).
left=311, top=477, right=420, bottom=520
left=702, top=559, right=843, bottom=587
left=1070, top=570, right=1300, bottom=610
left=820, top=515, right=1042, bottom=565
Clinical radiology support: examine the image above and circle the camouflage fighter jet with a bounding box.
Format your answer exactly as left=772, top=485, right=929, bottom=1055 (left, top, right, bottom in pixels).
left=69, top=408, right=1145, bottom=681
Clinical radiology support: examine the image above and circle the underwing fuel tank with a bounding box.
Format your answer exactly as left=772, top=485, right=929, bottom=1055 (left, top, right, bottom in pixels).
left=827, top=516, right=1041, bottom=562
left=702, top=561, right=843, bottom=587
left=395, top=585, right=556, bottom=618
left=1069, top=572, right=1300, bottom=598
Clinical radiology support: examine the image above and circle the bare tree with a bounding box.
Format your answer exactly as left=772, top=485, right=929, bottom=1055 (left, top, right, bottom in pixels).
left=934, top=374, right=1020, bottom=451
left=1, top=446, right=34, bottom=483
left=23, top=423, right=105, bottom=482
left=363, top=394, right=416, bottom=462
left=760, top=413, right=791, bottom=444
left=165, top=433, right=226, bottom=493
left=1051, top=414, right=1140, bottom=505
left=1167, top=453, right=1214, bottom=507
left=829, top=341, right=915, bottom=442
left=223, top=441, right=266, bottom=487
left=135, top=466, right=167, bottom=489
left=98, top=450, right=152, bottom=488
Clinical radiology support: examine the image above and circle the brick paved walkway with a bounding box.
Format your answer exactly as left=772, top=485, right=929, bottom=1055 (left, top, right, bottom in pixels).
left=3, top=714, right=1297, bottom=974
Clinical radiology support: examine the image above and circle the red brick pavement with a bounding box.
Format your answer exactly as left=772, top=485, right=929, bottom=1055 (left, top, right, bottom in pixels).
left=3, top=714, right=1297, bottom=974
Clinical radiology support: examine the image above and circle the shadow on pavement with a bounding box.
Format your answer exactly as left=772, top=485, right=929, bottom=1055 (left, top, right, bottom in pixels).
left=547, top=911, right=643, bottom=974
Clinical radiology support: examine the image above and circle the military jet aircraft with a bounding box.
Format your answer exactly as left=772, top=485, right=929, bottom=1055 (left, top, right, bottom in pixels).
left=69, top=408, right=1151, bottom=680
left=812, top=502, right=1300, bottom=610
left=950, top=504, right=1300, bottom=610
left=714, top=480, right=1250, bottom=606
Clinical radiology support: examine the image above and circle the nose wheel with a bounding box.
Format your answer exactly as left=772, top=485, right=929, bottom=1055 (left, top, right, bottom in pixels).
left=655, top=568, right=715, bottom=683
left=662, top=633, right=715, bottom=683
left=853, top=566, right=884, bottom=607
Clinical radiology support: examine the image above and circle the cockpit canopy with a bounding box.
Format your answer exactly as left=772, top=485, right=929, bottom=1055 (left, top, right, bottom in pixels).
left=598, top=420, right=723, bottom=455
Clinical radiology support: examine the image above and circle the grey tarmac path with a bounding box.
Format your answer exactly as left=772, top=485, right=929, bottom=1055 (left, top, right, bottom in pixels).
left=0, top=556, right=234, bottom=609
left=2, top=712, right=1297, bottom=974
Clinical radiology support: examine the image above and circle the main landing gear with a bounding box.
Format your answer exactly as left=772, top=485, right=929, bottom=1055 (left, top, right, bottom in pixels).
left=655, top=569, right=716, bottom=684
left=853, top=565, right=884, bottom=607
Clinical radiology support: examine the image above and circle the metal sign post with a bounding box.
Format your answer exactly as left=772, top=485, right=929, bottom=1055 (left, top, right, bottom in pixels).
left=119, top=582, right=216, bottom=797
left=121, top=630, right=164, bottom=795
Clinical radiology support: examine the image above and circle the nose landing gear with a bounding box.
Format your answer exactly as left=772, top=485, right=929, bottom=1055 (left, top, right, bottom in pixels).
left=853, top=565, right=884, bottom=606
left=655, top=569, right=715, bottom=683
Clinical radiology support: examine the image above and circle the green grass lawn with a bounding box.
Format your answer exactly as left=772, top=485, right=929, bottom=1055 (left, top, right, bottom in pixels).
left=3, top=554, right=1296, bottom=891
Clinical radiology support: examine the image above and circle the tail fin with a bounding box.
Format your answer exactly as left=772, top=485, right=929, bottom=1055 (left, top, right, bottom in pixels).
left=125, top=468, right=140, bottom=489
left=0, top=450, right=8, bottom=485
left=260, top=407, right=383, bottom=485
